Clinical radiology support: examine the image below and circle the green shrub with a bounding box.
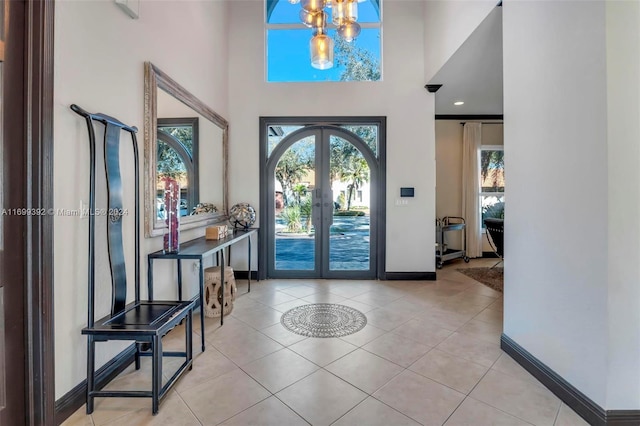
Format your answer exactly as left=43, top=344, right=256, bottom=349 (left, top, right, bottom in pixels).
left=334, top=210, right=365, bottom=216
left=281, top=206, right=302, bottom=232
left=299, top=197, right=313, bottom=233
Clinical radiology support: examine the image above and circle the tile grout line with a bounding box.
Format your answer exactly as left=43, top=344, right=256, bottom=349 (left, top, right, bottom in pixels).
left=270, top=393, right=312, bottom=426
left=552, top=400, right=563, bottom=426
left=173, top=389, right=205, bottom=426
left=455, top=354, right=539, bottom=426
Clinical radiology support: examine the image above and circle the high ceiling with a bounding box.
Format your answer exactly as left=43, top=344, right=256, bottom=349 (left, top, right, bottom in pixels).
left=428, top=6, right=503, bottom=116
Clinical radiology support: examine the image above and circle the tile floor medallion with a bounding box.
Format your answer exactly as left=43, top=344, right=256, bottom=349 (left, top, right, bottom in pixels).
left=280, top=303, right=367, bottom=338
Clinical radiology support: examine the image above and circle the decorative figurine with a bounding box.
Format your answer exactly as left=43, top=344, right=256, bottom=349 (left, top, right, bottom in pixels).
left=163, top=177, right=180, bottom=253
left=229, top=203, right=256, bottom=230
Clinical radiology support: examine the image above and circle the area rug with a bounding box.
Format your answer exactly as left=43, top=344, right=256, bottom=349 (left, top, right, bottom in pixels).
left=457, top=267, right=503, bottom=293
left=280, top=304, right=367, bottom=338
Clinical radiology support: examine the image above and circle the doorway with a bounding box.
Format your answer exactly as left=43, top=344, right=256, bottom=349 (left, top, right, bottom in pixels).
left=0, top=0, right=55, bottom=424
left=259, top=117, right=386, bottom=280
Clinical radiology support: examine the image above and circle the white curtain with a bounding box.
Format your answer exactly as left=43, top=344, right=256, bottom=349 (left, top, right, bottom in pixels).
left=462, top=122, right=483, bottom=258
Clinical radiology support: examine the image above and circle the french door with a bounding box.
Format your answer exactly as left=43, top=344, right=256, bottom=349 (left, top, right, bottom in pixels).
left=260, top=118, right=385, bottom=279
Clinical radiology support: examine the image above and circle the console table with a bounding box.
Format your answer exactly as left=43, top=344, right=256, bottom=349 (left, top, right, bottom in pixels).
left=147, top=228, right=258, bottom=351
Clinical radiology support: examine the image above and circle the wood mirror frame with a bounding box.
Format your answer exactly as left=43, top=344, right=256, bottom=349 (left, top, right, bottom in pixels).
left=144, top=61, right=229, bottom=237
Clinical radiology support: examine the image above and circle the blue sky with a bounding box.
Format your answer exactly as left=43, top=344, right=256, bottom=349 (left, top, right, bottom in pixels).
left=267, top=0, right=381, bottom=82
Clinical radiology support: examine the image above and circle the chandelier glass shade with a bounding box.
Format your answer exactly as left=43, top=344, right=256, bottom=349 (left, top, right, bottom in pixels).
left=337, top=20, right=361, bottom=42
left=289, top=0, right=363, bottom=69
left=310, top=33, right=334, bottom=69
left=301, top=0, right=324, bottom=12
left=300, top=9, right=327, bottom=31
left=331, top=0, right=346, bottom=25
left=331, top=0, right=358, bottom=25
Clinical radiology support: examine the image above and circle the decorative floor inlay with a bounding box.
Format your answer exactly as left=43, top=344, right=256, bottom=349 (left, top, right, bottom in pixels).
left=280, top=303, right=367, bottom=338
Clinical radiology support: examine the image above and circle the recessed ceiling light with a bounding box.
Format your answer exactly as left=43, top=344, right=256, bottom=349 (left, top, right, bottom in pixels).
left=454, top=101, right=464, bottom=106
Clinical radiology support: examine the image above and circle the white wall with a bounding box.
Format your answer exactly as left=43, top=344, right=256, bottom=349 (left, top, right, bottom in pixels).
left=423, top=0, right=497, bottom=82
left=435, top=120, right=502, bottom=252
left=605, top=0, right=640, bottom=409
left=228, top=0, right=434, bottom=273
left=53, top=0, right=229, bottom=398
left=503, top=0, right=639, bottom=408
left=435, top=121, right=463, bottom=222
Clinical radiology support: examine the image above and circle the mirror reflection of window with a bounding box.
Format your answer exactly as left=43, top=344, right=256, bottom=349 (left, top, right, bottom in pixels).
left=156, top=118, right=199, bottom=218
left=145, top=62, right=229, bottom=237
left=156, top=139, right=187, bottom=220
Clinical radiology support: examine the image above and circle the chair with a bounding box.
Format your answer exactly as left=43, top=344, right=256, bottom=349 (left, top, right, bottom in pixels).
left=71, top=104, right=196, bottom=415
left=484, top=218, right=504, bottom=268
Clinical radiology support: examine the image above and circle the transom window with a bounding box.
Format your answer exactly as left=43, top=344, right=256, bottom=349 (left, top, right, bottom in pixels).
left=267, top=124, right=379, bottom=156
left=265, top=0, right=382, bottom=82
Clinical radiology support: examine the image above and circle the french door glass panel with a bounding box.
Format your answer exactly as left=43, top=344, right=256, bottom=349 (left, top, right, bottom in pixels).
left=274, top=135, right=316, bottom=271
left=340, top=124, right=379, bottom=157
left=268, top=125, right=304, bottom=156
left=329, top=135, right=370, bottom=271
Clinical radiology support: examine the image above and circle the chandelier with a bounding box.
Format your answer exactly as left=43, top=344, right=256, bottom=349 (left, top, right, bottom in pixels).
left=289, top=0, right=363, bottom=70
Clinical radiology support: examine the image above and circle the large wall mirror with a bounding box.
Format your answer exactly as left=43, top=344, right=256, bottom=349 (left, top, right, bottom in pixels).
left=144, top=62, right=229, bottom=237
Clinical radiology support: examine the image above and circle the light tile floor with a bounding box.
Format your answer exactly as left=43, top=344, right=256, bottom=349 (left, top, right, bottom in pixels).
left=63, top=259, right=589, bottom=426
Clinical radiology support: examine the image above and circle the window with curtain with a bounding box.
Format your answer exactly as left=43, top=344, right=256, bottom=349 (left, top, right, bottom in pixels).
left=479, top=146, right=504, bottom=227
left=265, top=0, right=382, bottom=82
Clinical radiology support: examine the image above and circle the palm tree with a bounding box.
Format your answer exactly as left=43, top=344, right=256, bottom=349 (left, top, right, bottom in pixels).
left=275, top=149, right=311, bottom=206
left=480, top=150, right=504, bottom=191
left=292, top=183, right=307, bottom=205
left=329, top=137, right=358, bottom=183
left=341, top=158, right=369, bottom=210
left=299, top=196, right=313, bottom=233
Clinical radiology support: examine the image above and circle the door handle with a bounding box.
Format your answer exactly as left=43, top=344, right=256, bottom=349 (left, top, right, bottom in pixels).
left=324, top=190, right=334, bottom=226
left=312, top=190, right=322, bottom=229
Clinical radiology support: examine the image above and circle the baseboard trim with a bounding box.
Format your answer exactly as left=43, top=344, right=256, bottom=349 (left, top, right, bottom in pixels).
left=384, top=272, right=436, bottom=280
left=435, top=114, right=504, bottom=121
left=232, top=270, right=259, bottom=280
left=501, top=334, right=640, bottom=426
left=54, top=344, right=137, bottom=425
left=482, top=251, right=500, bottom=258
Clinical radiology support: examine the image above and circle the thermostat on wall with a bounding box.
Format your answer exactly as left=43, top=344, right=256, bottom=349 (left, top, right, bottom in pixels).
left=400, top=187, right=415, bottom=197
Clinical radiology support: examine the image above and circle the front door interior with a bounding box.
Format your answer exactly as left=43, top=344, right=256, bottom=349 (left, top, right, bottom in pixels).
left=261, top=118, right=385, bottom=280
